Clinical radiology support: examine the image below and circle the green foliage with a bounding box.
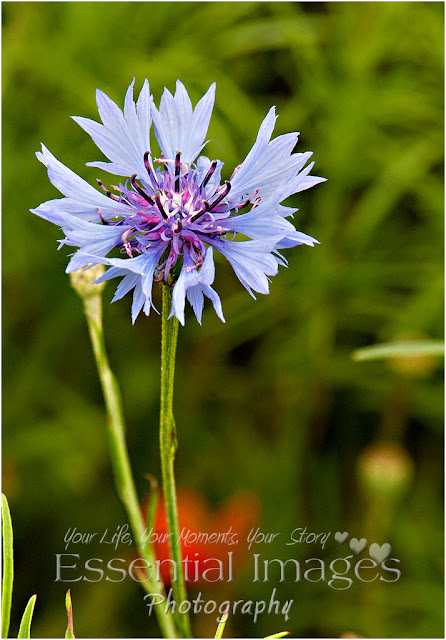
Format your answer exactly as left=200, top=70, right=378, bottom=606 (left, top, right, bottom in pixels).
left=17, top=595, right=37, bottom=639
left=3, top=2, right=443, bottom=638
left=2, top=494, right=38, bottom=639
left=352, top=340, right=444, bottom=361
left=2, top=494, right=14, bottom=638
left=1, top=494, right=71, bottom=639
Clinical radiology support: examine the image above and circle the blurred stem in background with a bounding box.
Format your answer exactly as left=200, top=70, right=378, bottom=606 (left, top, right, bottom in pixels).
left=353, top=342, right=422, bottom=637
left=159, top=285, right=191, bottom=639
left=70, top=266, right=178, bottom=640
left=357, top=441, right=415, bottom=637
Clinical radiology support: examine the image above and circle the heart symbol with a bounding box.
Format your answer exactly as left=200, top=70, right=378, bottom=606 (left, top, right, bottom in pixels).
left=335, top=531, right=349, bottom=544
left=369, top=542, right=392, bottom=564
left=349, top=537, right=368, bottom=554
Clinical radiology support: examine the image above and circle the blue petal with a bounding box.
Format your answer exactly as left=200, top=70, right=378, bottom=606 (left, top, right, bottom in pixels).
left=227, top=106, right=320, bottom=203
left=31, top=194, right=129, bottom=225
left=55, top=215, right=131, bottom=271
left=132, top=282, right=147, bottom=323
left=200, top=285, right=225, bottom=323
left=79, top=242, right=168, bottom=322
left=226, top=200, right=296, bottom=241
left=36, top=145, right=128, bottom=209
left=293, top=173, right=326, bottom=192
left=74, top=115, right=139, bottom=177
left=285, top=161, right=327, bottom=194
left=111, top=272, right=140, bottom=301
left=195, top=244, right=215, bottom=285
left=225, top=183, right=318, bottom=246
left=208, top=238, right=281, bottom=297
left=136, top=79, right=152, bottom=155
left=275, top=231, right=319, bottom=249
left=185, top=285, right=205, bottom=324
left=73, top=79, right=153, bottom=179
left=152, top=81, right=216, bottom=165
left=170, top=247, right=224, bottom=325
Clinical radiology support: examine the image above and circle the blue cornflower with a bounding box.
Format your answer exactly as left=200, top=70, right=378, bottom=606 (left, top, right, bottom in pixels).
left=31, top=80, right=325, bottom=325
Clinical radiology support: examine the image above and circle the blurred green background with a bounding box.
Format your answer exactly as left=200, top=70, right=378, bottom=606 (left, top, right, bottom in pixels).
left=2, top=2, right=443, bottom=638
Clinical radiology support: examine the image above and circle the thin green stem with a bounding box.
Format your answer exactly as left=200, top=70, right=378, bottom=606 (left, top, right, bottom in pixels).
left=82, top=291, right=178, bottom=639
left=160, top=285, right=192, bottom=638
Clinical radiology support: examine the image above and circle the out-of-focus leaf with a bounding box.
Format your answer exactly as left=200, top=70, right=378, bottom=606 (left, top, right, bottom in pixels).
left=352, top=341, right=444, bottom=361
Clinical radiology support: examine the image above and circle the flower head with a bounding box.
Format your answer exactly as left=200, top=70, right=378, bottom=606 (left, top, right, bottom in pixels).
left=32, top=80, right=325, bottom=324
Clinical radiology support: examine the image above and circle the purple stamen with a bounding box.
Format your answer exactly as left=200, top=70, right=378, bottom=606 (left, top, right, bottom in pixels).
left=209, top=180, right=231, bottom=210
left=121, top=228, right=135, bottom=257
left=173, top=218, right=182, bottom=234
left=229, top=164, right=241, bottom=181
left=143, top=150, right=152, bottom=172
left=189, top=200, right=210, bottom=224
left=154, top=191, right=168, bottom=219
left=96, top=178, right=121, bottom=201
left=175, top=152, right=181, bottom=193
left=172, top=234, right=181, bottom=254
left=154, top=155, right=169, bottom=171
left=130, top=174, right=155, bottom=205
left=201, top=160, right=218, bottom=188
left=144, top=151, right=159, bottom=189
left=251, top=197, right=261, bottom=210
left=237, top=188, right=259, bottom=210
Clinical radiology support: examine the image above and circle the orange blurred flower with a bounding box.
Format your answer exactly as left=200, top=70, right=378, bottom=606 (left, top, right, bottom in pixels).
left=144, top=489, right=260, bottom=587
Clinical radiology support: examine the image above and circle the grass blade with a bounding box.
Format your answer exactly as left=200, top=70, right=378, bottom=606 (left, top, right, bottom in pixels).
left=144, top=475, right=159, bottom=535
left=352, top=340, right=444, bottom=361
left=17, top=594, right=37, bottom=639
left=2, top=494, right=14, bottom=638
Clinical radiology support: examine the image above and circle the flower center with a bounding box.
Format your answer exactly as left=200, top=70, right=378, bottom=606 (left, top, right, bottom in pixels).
left=97, top=151, right=234, bottom=282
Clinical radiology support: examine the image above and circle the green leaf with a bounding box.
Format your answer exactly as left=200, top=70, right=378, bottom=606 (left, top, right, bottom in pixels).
left=65, top=589, right=75, bottom=638
left=214, top=605, right=229, bottom=639
left=2, top=493, right=14, bottom=639
left=17, top=595, right=37, bottom=639
left=351, top=340, right=444, bottom=361
left=264, top=633, right=290, bottom=639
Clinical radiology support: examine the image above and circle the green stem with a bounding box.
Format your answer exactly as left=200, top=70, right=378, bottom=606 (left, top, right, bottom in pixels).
left=82, top=292, right=178, bottom=639
left=160, top=286, right=192, bottom=638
